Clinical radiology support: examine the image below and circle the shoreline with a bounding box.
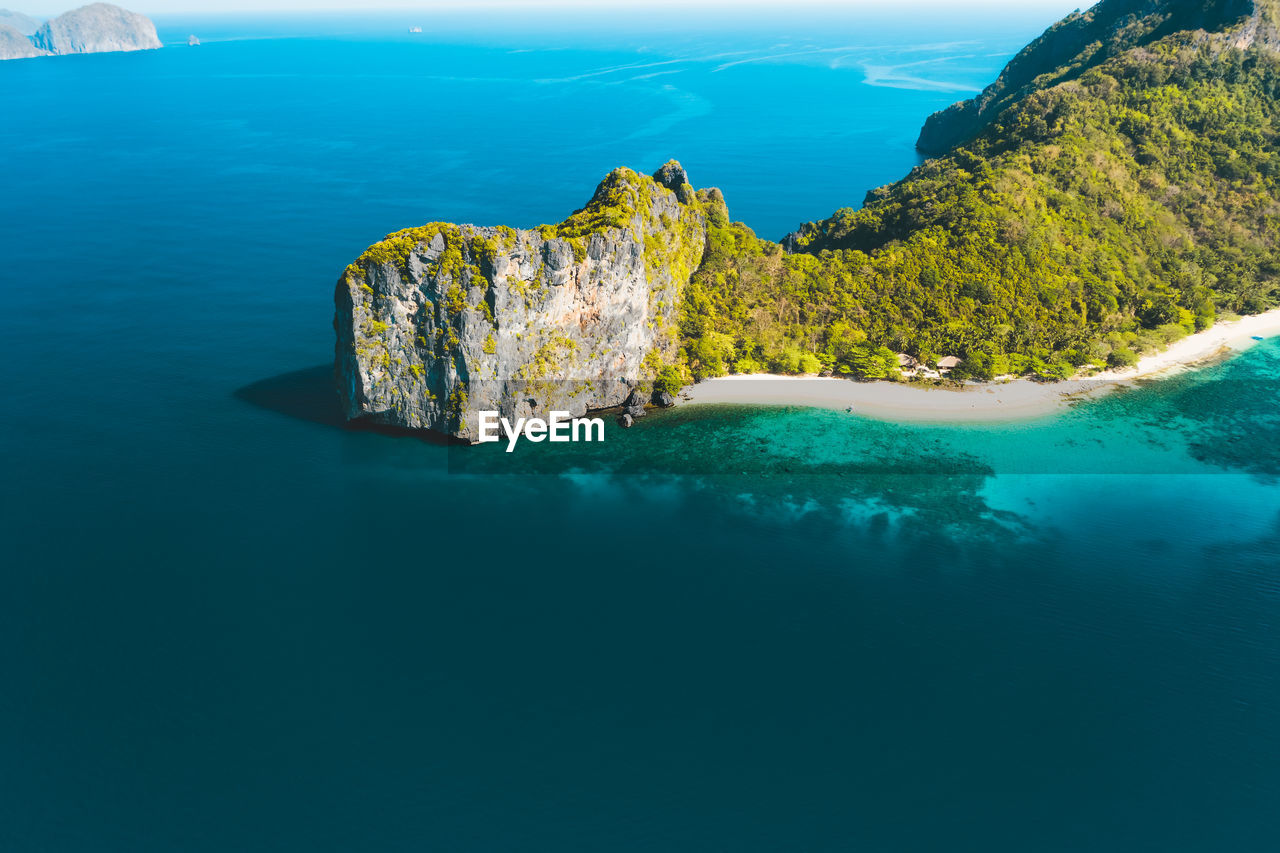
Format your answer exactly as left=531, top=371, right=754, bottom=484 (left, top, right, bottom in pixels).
left=681, top=307, right=1280, bottom=423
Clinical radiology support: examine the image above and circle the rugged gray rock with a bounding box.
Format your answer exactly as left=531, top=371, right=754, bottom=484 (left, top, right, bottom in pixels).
left=335, top=162, right=710, bottom=443
left=0, top=8, right=41, bottom=35
left=622, top=387, right=649, bottom=419
left=652, top=161, right=688, bottom=189
left=32, top=3, right=161, bottom=56
left=0, top=22, right=45, bottom=58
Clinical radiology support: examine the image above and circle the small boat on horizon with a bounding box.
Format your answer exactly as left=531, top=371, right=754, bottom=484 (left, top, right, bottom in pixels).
left=408, top=26, right=423, bottom=34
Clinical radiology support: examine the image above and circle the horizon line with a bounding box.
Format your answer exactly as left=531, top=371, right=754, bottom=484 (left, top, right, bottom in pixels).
left=13, top=1, right=1097, bottom=19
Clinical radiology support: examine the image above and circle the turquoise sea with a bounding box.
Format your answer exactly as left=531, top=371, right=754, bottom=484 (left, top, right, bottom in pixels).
left=2, top=7, right=1279, bottom=851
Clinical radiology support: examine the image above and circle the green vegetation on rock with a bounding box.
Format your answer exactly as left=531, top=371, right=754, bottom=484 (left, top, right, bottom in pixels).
left=679, top=5, right=1280, bottom=381
left=338, top=2, right=1280, bottom=440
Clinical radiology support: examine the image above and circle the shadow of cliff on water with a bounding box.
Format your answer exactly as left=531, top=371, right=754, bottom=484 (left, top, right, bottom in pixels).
left=231, top=366, right=1046, bottom=543
left=232, top=364, right=460, bottom=446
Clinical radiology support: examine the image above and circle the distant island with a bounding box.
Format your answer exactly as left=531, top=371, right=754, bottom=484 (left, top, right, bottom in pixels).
left=0, top=3, right=160, bottom=61
left=0, top=8, right=40, bottom=35
left=0, top=20, right=41, bottom=58
left=336, top=0, right=1280, bottom=442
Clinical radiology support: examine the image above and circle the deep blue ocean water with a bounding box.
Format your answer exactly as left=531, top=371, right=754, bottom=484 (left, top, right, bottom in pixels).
left=2, top=8, right=1279, bottom=851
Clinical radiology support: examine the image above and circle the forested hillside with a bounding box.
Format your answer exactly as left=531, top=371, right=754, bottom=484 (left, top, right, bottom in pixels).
left=674, top=1, right=1280, bottom=381
left=915, top=0, right=1258, bottom=154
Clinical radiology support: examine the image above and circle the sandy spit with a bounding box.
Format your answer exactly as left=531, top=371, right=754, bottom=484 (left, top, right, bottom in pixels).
left=681, top=308, right=1280, bottom=423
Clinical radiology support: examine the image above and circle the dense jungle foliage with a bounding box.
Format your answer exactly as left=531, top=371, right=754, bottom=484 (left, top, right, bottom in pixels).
left=916, top=0, right=1262, bottom=154
left=675, top=37, right=1280, bottom=382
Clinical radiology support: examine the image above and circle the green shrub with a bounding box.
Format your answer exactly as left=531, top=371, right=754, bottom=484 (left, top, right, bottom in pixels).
left=654, top=365, right=685, bottom=396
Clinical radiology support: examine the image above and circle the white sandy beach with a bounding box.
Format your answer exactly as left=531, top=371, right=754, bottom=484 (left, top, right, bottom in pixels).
left=682, top=307, right=1280, bottom=423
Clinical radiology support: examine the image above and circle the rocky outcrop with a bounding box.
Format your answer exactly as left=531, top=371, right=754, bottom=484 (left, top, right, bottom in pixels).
left=0, top=9, right=41, bottom=36
left=1230, top=0, right=1280, bottom=48
left=335, top=162, right=711, bottom=443
left=32, top=3, right=161, bottom=56
left=622, top=387, right=648, bottom=419
left=0, top=22, right=45, bottom=58
left=916, top=0, right=1259, bottom=154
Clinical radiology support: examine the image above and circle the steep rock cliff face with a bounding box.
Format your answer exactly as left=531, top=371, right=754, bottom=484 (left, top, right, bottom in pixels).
left=32, top=3, right=161, bottom=55
left=0, top=23, right=45, bottom=58
left=335, top=162, right=708, bottom=442
left=916, top=0, right=1259, bottom=154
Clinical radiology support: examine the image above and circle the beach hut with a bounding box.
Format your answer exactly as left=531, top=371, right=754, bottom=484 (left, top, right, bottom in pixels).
left=936, top=356, right=961, bottom=371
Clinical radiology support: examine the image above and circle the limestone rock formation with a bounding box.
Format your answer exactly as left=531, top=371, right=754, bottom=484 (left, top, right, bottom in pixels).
left=335, top=162, right=711, bottom=443
left=0, top=9, right=41, bottom=35
left=652, top=390, right=676, bottom=408
left=622, top=387, right=648, bottom=419
left=0, top=22, right=45, bottom=58
left=32, top=3, right=161, bottom=56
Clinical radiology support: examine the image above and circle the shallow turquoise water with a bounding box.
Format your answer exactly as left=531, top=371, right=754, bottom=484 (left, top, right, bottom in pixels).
left=1, top=9, right=1278, bottom=852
